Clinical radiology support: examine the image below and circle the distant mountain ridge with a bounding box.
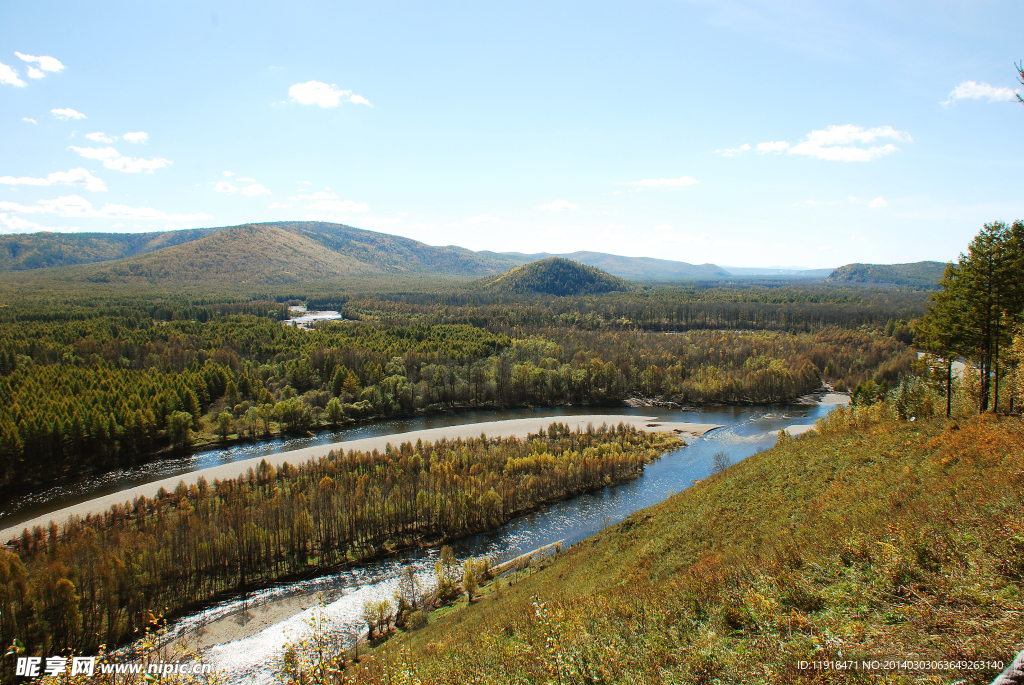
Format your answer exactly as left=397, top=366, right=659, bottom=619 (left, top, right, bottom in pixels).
left=503, top=251, right=729, bottom=280
left=825, top=261, right=947, bottom=288
left=0, top=222, right=948, bottom=287
left=0, top=228, right=217, bottom=272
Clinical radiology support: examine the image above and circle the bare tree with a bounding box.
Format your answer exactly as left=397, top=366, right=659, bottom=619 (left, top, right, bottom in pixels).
left=1017, top=61, right=1024, bottom=105
left=711, top=451, right=732, bottom=475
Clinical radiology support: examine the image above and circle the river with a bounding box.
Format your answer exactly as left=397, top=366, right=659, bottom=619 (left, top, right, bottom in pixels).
left=82, top=401, right=844, bottom=683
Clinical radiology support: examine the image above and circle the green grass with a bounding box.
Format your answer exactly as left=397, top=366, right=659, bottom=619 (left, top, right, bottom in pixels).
left=349, top=412, right=1024, bottom=684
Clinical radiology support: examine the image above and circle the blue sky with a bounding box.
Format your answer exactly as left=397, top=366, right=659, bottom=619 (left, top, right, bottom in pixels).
left=1, top=1, right=1022, bottom=268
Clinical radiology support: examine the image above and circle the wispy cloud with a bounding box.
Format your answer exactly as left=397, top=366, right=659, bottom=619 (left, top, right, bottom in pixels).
left=122, top=131, right=148, bottom=144
left=68, top=146, right=170, bottom=173
left=0, top=62, right=26, bottom=87
left=756, top=125, right=909, bottom=162
left=539, top=199, right=579, bottom=211
left=15, top=52, right=64, bottom=73
left=223, top=171, right=235, bottom=177
left=22, top=118, right=36, bottom=124
left=715, top=143, right=751, bottom=157
left=85, top=132, right=117, bottom=143
left=214, top=182, right=238, bottom=194
left=624, top=176, right=699, bottom=187
left=306, top=199, right=369, bottom=212
left=288, top=81, right=372, bottom=108
left=868, top=196, right=888, bottom=208
left=241, top=183, right=271, bottom=196
left=0, top=168, right=107, bottom=192
left=52, top=108, right=86, bottom=120
left=942, top=80, right=1020, bottom=106
left=0, top=195, right=212, bottom=227
left=296, top=191, right=338, bottom=200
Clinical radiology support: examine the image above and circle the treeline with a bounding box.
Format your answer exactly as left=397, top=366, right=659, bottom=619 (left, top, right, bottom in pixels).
left=340, top=283, right=928, bottom=333
left=0, top=315, right=912, bottom=490
left=0, top=424, right=678, bottom=659
left=917, top=220, right=1024, bottom=414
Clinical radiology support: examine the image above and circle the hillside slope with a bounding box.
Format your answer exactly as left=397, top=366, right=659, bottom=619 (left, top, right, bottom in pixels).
left=85, top=224, right=376, bottom=285
left=0, top=229, right=216, bottom=272
left=484, top=257, right=629, bottom=295
left=826, top=261, right=946, bottom=287
left=350, top=413, right=1024, bottom=684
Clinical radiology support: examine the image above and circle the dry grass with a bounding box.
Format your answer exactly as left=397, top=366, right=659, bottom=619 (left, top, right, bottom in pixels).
left=347, top=412, right=1024, bottom=684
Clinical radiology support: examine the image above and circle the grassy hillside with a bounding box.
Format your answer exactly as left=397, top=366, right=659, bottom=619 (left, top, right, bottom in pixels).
left=0, top=228, right=216, bottom=272
left=484, top=257, right=629, bottom=295
left=350, top=412, right=1024, bottom=684
left=826, top=261, right=947, bottom=288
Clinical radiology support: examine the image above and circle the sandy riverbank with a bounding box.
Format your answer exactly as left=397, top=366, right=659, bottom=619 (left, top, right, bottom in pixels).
left=1, top=414, right=720, bottom=544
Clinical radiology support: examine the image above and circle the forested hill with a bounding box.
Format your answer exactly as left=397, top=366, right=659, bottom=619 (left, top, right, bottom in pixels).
left=0, top=228, right=217, bottom=272
left=1, top=222, right=529, bottom=281
left=825, top=260, right=947, bottom=287
left=483, top=257, right=629, bottom=295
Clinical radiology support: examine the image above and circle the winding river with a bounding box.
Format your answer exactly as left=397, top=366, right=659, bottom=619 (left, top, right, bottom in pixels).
left=2, top=401, right=846, bottom=682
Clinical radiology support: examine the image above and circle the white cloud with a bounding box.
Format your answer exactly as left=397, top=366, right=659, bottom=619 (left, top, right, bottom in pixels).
left=68, top=146, right=171, bottom=173
left=0, top=168, right=107, bottom=192
left=539, top=199, right=579, bottom=211
left=214, top=182, right=238, bottom=194
left=304, top=213, right=351, bottom=223
left=223, top=171, right=235, bottom=177
left=868, top=196, right=888, bottom=208
left=22, top=118, right=36, bottom=124
left=466, top=215, right=501, bottom=224
left=297, top=180, right=311, bottom=185
left=715, top=143, right=751, bottom=157
left=51, top=108, right=86, bottom=120
left=288, top=81, right=372, bottom=108
left=0, top=195, right=212, bottom=227
left=297, top=191, right=338, bottom=200
left=943, top=80, right=1020, bottom=106
left=765, top=125, right=910, bottom=163
left=85, top=132, right=117, bottom=143
left=15, top=52, right=64, bottom=73
left=756, top=141, right=790, bottom=153
left=625, top=176, right=699, bottom=187
left=122, top=131, right=148, bottom=144
left=237, top=177, right=256, bottom=183
left=27, top=67, right=44, bottom=79
left=241, top=183, right=271, bottom=196
left=0, top=62, right=26, bottom=87
left=306, top=199, right=369, bottom=212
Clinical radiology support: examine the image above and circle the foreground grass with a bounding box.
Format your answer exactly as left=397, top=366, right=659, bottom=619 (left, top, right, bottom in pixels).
left=350, top=413, right=1024, bottom=684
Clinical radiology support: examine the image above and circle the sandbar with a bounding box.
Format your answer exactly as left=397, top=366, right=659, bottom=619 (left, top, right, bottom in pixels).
left=1, top=414, right=720, bottom=543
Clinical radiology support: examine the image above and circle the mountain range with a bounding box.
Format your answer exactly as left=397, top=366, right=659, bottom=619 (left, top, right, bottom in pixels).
left=0, top=221, right=947, bottom=287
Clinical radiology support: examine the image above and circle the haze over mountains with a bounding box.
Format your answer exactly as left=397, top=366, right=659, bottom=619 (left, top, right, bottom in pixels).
left=0, top=221, right=946, bottom=287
